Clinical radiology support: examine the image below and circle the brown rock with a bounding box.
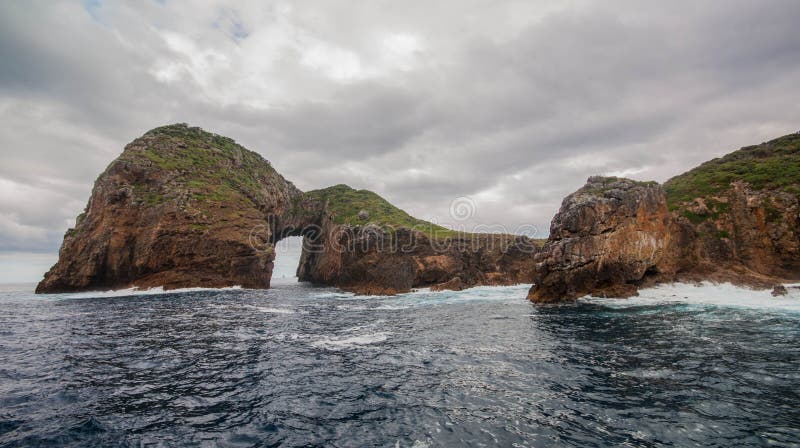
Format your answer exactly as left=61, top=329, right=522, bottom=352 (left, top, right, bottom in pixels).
left=430, top=277, right=465, bottom=291
left=31, top=125, right=546, bottom=297
left=299, top=224, right=538, bottom=295
left=528, top=177, right=686, bottom=303
left=37, top=124, right=310, bottom=293
left=772, top=285, right=788, bottom=297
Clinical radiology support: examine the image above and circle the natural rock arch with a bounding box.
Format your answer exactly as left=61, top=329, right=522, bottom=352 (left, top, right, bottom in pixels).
left=37, top=124, right=538, bottom=294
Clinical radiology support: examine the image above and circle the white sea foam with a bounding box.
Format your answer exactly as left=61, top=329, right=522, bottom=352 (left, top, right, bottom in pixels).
left=309, top=332, right=390, bottom=350
left=250, top=306, right=295, bottom=314
left=47, top=285, right=244, bottom=300
left=313, top=291, right=355, bottom=300
left=583, top=281, right=800, bottom=312
left=373, top=304, right=410, bottom=310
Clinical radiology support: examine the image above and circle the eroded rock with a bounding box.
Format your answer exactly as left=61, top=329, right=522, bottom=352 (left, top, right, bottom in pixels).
left=528, top=177, right=687, bottom=303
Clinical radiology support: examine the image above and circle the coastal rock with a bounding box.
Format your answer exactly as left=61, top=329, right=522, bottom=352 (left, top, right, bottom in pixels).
left=37, top=124, right=309, bottom=293
left=772, top=285, right=788, bottom=297
left=664, top=132, right=800, bottom=286
left=38, top=125, right=537, bottom=295
left=298, top=217, right=538, bottom=295
left=430, top=277, right=465, bottom=292
left=530, top=132, right=800, bottom=303
left=528, top=177, right=685, bottom=303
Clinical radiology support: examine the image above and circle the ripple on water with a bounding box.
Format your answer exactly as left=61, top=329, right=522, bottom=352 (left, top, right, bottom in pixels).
left=0, top=282, right=798, bottom=447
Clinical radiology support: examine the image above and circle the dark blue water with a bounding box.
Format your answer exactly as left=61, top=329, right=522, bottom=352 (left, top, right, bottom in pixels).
left=1, top=282, right=799, bottom=447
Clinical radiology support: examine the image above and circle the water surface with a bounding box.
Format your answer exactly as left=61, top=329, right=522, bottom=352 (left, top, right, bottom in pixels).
left=1, top=281, right=798, bottom=447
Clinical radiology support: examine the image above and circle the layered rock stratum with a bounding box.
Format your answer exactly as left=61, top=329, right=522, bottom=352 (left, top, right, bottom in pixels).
left=529, top=132, right=800, bottom=302
left=38, top=124, right=537, bottom=294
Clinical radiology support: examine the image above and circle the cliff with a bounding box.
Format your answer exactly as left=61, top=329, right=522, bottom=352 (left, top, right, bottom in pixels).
left=529, top=132, right=800, bottom=302
left=37, top=124, right=305, bottom=293
left=664, top=132, right=800, bottom=280
left=38, top=125, right=537, bottom=294
left=296, top=185, right=538, bottom=295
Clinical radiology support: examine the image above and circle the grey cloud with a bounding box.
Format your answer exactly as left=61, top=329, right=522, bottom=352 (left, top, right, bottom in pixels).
left=1, top=0, right=799, bottom=265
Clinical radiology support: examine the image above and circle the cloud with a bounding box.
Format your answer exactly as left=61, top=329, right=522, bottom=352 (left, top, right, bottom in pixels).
left=1, top=0, right=799, bottom=278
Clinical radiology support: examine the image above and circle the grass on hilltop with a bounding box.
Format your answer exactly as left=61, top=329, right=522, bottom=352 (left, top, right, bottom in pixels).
left=664, top=132, right=800, bottom=209
left=119, top=123, right=286, bottom=207
left=302, top=184, right=467, bottom=238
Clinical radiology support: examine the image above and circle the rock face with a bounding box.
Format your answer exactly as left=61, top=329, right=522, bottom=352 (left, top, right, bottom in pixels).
left=37, top=124, right=307, bottom=293
left=298, top=216, right=538, bottom=295
left=528, top=177, right=689, bottom=303
left=38, top=124, right=537, bottom=294
left=664, top=133, right=800, bottom=281
left=530, top=132, right=800, bottom=303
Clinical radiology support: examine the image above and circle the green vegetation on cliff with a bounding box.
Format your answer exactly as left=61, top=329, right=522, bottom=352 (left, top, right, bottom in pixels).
left=303, top=184, right=458, bottom=236
left=665, top=132, right=800, bottom=208
left=118, top=123, right=295, bottom=208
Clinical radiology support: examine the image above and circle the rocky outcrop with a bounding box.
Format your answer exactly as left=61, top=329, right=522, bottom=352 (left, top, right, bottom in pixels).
left=296, top=201, right=538, bottom=295
left=528, top=177, right=690, bottom=303
left=529, top=132, right=800, bottom=303
left=666, top=181, right=800, bottom=282
left=37, top=124, right=310, bottom=293
left=38, top=124, right=537, bottom=294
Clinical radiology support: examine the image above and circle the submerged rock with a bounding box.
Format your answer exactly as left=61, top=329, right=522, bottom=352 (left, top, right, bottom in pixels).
left=772, top=285, right=788, bottom=297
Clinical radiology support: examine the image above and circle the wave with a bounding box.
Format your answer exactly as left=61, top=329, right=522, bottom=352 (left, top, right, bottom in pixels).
left=247, top=306, right=296, bottom=314
left=583, top=281, right=800, bottom=312
left=309, top=332, right=390, bottom=350
left=45, top=285, right=245, bottom=300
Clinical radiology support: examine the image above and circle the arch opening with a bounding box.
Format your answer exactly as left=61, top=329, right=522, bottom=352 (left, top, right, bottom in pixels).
left=272, top=236, right=303, bottom=283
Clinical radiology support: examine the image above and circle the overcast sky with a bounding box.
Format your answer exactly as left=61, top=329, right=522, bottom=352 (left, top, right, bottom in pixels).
left=1, top=0, right=799, bottom=282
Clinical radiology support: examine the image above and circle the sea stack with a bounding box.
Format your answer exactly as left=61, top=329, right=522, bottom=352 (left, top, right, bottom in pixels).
left=528, top=177, right=689, bottom=303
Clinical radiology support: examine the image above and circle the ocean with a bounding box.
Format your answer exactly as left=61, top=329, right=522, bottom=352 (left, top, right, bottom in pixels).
left=1, top=279, right=799, bottom=447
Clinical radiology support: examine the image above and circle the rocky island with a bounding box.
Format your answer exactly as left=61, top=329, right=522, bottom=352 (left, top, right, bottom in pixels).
left=38, top=124, right=799, bottom=301
left=529, top=132, right=800, bottom=302
left=37, top=124, right=538, bottom=294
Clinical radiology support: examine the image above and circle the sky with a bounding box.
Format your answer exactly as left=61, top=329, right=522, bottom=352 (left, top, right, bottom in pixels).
left=1, top=0, right=799, bottom=282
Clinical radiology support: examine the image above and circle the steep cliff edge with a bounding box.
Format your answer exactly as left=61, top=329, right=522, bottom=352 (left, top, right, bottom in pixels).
left=529, top=132, right=800, bottom=302
left=37, top=124, right=306, bottom=293
left=664, top=132, right=800, bottom=279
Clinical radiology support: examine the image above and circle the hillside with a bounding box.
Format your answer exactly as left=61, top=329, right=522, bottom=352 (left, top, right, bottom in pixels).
left=665, top=132, right=800, bottom=208
left=302, top=184, right=466, bottom=238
